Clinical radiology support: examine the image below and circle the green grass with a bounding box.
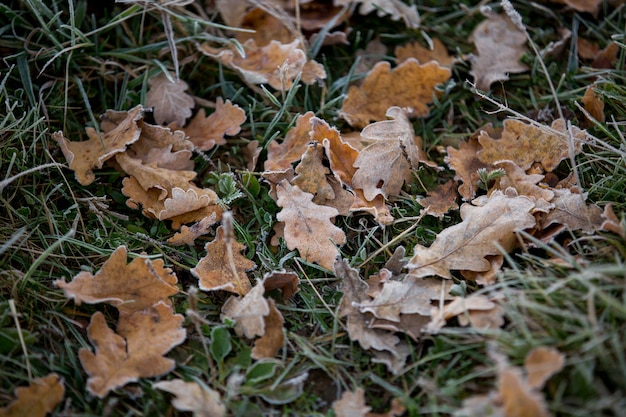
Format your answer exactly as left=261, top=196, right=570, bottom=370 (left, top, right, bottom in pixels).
left=1, top=0, right=626, bottom=415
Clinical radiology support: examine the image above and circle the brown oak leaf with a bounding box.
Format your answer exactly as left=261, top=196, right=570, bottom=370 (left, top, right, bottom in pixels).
left=524, top=346, right=565, bottom=390
left=469, top=13, right=529, bottom=90
left=335, top=0, right=420, bottom=28
left=276, top=181, right=346, bottom=270
left=540, top=188, right=603, bottom=233
left=191, top=213, right=256, bottom=295
left=395, top=38, right=454, bottom=67
left=478, top=119, right=588, bottom=172
left=352, top=107, right=422, bottom=200
left=251, top=299, right=285, bottom=359
left=340, top=59, right=451, bottom=128
left=265, top=112, right=315, bottom=171
left=179, top=98, right=246, bottom=151
left=332, top=388, right=405, bottom=417
left=291, top=142, right=335, bottom=202
left=145, top=72, right=194, bottom=126
left=0, top=373, right=64, bottom=417
left=427, top=294, right=504, bottom=333
left=124, top=121, right=195, bottom=171
left=407, top=190, right=536, bottom=279
left=417, top=179, right=459, bottom=219
left=221, top=281, right=269, bottom=339
left=492, top=161, right=554, bottom=212
left=262, top=269, right=300, bottom=300
left=79, top=302, right=186, bottom=398
left=54, top=246, right=179, bottom=317
left=167, top=214, right=217, bottom=246
left=581, top=84, right=605, bottom=123
left=52, top=105, right=143, bottom=185
left=545, top=0, right=602, bottom=15
left=153, top=379, right=226, bottom=417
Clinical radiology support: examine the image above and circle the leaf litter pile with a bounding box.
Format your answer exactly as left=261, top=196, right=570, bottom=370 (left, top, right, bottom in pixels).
left=1, top=0, right=625, bottom=416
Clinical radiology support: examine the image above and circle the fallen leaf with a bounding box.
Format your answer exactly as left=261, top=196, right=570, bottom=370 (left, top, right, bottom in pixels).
left=221, top=281, right=270, bottom=338
left=146, top=72, right=195, bottom=126
left=54, top=246, right=179, bottom=317
left=581, top=85, right=605, bottom=123
left=352, top=107, right=421, bottom=200
left=461, top=255, right=504, bottom=286
left=492, top=161, right=554, bottom=212
left=0, top=373, right=64, bottom=417
left=79, top=302, right=186, bottom=398
left=600, top=203, right=625, bottom=238
left=167, top=213, right=218, bottom=246
left=262, top=269, right=300, bottom=299
left=478, top=118, right=588, bottom=172
left=407, top=190, right=536, bottom=279
left=153, top=379, right=226, bottom=417
left=354, top=38, right=388, bottom=73
left=540, top=188, right=603, bottom=233
left=251, top=299, right=285, bottom=359
left=469, top=13, right=529, bottom=90
left=544, top=0, right=602, bottom=14
left=179, top=99, right=246, bottom=151
left=417, top=180, right=459, bottom=219
left=124, top=121, right=195, bottom=171
left=191, top=212, right=256, bottom=295
left=52, top=105, right=143, bottom=185
left=335, top=0, right=420, bottom=28
left=524, top=346, right=565, bottom=390
left=427, top=294, right=504, bottom=333
left=340, top=59, right=451, bottom=128
left=265, top=112, right=315, bottom=171
left=276, top=181, right=346, bottom=270
left=498, top=365, right=550, bottom=417
left=310, top=117, right=359, bottom=186
left=291, top=142, right=335, bottom=202
left=332, top=388, right=371, bottom=417
left=395, top=38, right=454, bottom=67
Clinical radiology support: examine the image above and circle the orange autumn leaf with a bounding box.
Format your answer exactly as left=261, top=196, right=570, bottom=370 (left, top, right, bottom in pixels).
left=53, top=105, right=143, bottom=185
left=180, top=98, right=246, bottom=151
left=581, top=85, right=605, bottom=123
left=417, top=179, right=459, bottom=219
left=167, top=214, right=217, bottom=246
left=265, top=112, right=315, bottom=171
left=469, top=13, right=529, bottom=90
left=275, top=181, right=346, bottom=270
left=340, top=59, right=451, bottom=128
left=0, top=373, right=64, bottom=417
left=478, top=118, right=588, bottom=172
left=262, top=269, right=300, bottom=300
left=395, top=38, right=454, bottom=67
left=153, top=379, right=226, bottom=417
left=145, top=72, right=195, bottom=126
left=542, top=0, right=602, bottom=15
left=54, top=246, right=179, bottom=317
left=492, top=161, right=555, bottom=212
left=524, top=347, right=565, bottom=390
left=79, top=302, right=186, bottom=398
left=191, top=215, right=256, bottom=296
left=497, top=366, right=550, bottom=417
left=407, top=190, right=536, bottom=279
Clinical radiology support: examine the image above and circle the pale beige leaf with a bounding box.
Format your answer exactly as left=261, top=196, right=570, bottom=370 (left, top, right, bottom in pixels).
left=334, top=0, right=419, bottom=28
left=524, top=347, right=565, bottom=390
left=221, top=282, right=270, bottom=339
left=153, top=379, right=226, bottom=417
left=180, top=98, right=246, bottom=151
left=251, top=299, right=285, bottom=359
left=145, top=72, right=194, bottom=126
left=0, top=373, right=64, bottom=417
left=332, top=388, right=371, bottom=417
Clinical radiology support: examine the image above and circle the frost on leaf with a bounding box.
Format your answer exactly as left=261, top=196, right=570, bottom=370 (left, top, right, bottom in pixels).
left=352, top=107, right=422, bottom=201
left=251, top=299, right=285, bottom=359
left=276, top=181, right=346, bottom=270
left=335, top=0, right=420, bottom=29
left=417, top=180, right=459, bottom=219
left=265, top=112, right=315, bottom=171
left=191, top=213, right=256, bottom=296
left=478, top=118, right=588, bottom=172
left=124, top=121, right=195, bottom=171
left=540, top=188, right=604, bottom=233
left=0, top=373, right=64, bottom=417
left=427, top=294, right=504, bottom=333
left=153, top=379, right=226, bottom=417
left=331, top=388, right=405, bottom=417
left=199, top=39, right=325, bottom=90
left=221, top=281, right=270, bottom=339
left=469, top=13, right=529, bottom=90
left=145, top=72, right=194, bottom=126
left=54, top=246, right=179, bottom=317
left=167, top=214, right=217, bottom=246
left=79, top=302, right=186, bottom=398
left=52, top=105, right=143, bottom=185
left=407, top=190, right=536, bottom=279
left=445, top=128, right=494, bottom=201
left=178, top=98, right=246, bottom=151
left=492, top=161, right=554, bottom=212
left=395, top=38, right=454, bottom=67
left=291, top=143, right=335, bottom=202
left=340, top=59, right=451, bottom=128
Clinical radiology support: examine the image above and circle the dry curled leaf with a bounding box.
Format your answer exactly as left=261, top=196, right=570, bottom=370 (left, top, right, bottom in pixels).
left=332, top=388, right=405, bottom=417
left=153, top=379, right=226, bottom=417
left=407, top=190, right=536, bottom=279
left=191, top=213, right=256, bottom=295
left=221, top=281, right=270, bottom=339
left=54, top=246, right=179, bottom=317
left=340, top=59, right=451, bottom=128
left=53, top=105, right=143, bottom=185
left=146, top=72, right=195, bottom=126
left=276, top=181, right=346, bottom=270
left=180, top=98, right=246, bottom=151
left=469, top=13, right=529, bottom=90
left=581, top=85, right=605, bottom=123
left=417, top=180, right=459, bottom=219
left=79, top=302, right=186, bottom=398
left=291, top=142, right=335, bottom=202
left=0, top=373, right=64, bottom=417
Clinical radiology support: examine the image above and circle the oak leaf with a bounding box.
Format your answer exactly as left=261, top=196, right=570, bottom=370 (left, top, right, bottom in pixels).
left=407, top=190, right=536, bottom=279
left=469, top=13, right=529, bottom=90
left=352, top=107, right=422, bottom=200
left=167, top=214, right=217, bottom=246
left=492, top=161, right=554, bottom=212
left=395, top=38, right=454, bottom=67
left=540, top=188, right=603, bottom=233
left=265, top=112, right=315, bottom=171
left=179, top=98, right=246, bottom=151
left=276, top=181, right=346, bottom=270
left=478, top=119, right=588, bottom=172
left=79, top=302, right=186, bottom=398
left=545, top=0, right=602, bottom=14
left=251, top=299, right=285, bottom=359
left=124, top=121, right=195, bottom=171
left=525, top=347, right=565, bottom=390
left=332, top=388, right=405, bottom=417
left=417, top=180, right=459, bottom=219
left=145, top=72, right=194, bottom=126
left=54, top=246, right=179, bottom=317
left=191, top=213, right=256, bottom=295
left=262, top=269, right=300, bottom=300
left=427, top=294, right=504, bottom=333
left=335, top=0, right=420, bottom=28
left=52, top=105, right=143, bottom=185
left=291, top=142, right=335, bottom=202
left=340, top=59, right=451, bottom=128
left=0, top=373, right=64, bottom=417
left=153, top=379, right=225, bottom=417
left=581, top=85, right=605, bottom=123
left=221, top=281, right=269, bottom=339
